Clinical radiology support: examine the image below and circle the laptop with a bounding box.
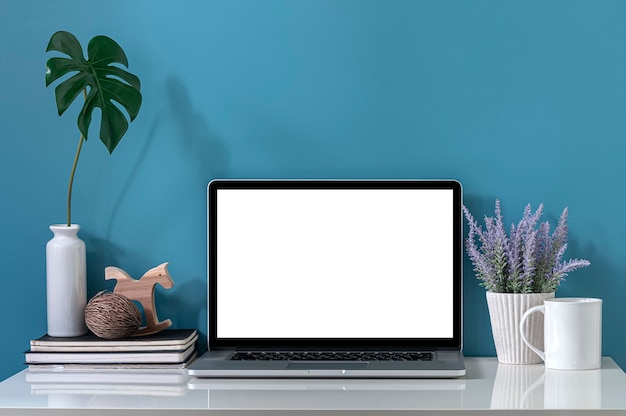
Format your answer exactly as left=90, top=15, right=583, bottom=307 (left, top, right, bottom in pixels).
left=188, top=179, right=465, bottom=378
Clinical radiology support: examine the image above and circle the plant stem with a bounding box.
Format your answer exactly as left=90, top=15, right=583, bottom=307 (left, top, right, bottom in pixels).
left=67, top=134, right=84, bottom=227
left=66, top=89, right=87, bottom=227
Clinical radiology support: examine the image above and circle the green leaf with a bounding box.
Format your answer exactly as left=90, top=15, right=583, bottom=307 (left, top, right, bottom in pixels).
left=45, top=31, right=142, bottom=153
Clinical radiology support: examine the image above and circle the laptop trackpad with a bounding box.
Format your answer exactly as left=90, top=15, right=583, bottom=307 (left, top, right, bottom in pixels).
left=287, top=362, right=369, bottom=370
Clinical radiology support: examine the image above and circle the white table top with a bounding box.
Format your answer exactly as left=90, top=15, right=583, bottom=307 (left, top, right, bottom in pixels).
left=0, top=357, right=625, bottom=415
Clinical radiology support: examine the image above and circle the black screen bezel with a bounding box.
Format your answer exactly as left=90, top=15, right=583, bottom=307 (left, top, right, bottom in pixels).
left=208, top=179, right=463, bottom=351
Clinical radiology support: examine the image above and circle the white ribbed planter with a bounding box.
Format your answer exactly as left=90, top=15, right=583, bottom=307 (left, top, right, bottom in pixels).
left=486, top=292, right=554, bottom=364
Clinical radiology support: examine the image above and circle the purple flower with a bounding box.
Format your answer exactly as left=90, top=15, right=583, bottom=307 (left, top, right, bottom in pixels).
left=463, top=200, right=590, bottom=293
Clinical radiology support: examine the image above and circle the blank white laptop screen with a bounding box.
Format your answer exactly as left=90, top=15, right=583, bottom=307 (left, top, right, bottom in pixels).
left=214, top=183, right=457, bottom=342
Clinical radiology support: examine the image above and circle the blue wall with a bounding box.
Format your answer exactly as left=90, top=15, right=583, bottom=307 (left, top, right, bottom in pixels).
left=1, top=0, right=625, bottom=379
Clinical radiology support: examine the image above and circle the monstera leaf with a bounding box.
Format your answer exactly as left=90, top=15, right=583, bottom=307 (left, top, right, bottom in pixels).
left=46, top=31, right=142, bottom=153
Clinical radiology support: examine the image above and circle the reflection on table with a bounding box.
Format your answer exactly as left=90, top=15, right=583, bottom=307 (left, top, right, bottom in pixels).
left=0, top=357, right=625, bottom=413
left=490, top=362, right=603, bottom=409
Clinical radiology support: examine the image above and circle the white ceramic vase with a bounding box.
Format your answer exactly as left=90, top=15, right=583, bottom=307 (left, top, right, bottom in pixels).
left=486, top=291, right=554, bottom=364
left=46, top=224, right=88, bottom=337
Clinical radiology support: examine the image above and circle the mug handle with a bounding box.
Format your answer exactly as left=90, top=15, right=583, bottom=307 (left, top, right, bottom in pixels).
left=519, top=305, right=546, bottom=362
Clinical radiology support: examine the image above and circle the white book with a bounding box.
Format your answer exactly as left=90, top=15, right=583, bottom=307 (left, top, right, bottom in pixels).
left=29, top=329, right=197, bottom=352
left=25, top=344, right=195, bottom=364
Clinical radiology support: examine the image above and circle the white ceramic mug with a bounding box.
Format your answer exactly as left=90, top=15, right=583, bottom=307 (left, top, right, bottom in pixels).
left=519, top=298, right=602, bottom=370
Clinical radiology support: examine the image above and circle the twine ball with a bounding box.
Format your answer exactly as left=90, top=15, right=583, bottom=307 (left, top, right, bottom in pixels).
left=85, top=291, right=142, bottom=339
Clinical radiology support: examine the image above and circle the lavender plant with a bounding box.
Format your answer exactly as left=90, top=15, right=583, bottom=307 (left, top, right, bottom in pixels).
left=463, top=200, right=590, bottom=293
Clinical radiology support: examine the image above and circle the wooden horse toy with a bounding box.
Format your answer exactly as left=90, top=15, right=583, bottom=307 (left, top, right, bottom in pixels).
left=105, top=262, right=174, bottom=336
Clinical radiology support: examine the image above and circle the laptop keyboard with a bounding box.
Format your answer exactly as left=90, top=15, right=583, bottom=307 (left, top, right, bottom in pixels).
left=230, top=351, right=432, bottom=361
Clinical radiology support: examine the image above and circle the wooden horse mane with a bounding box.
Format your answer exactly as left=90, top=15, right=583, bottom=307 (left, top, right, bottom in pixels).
left=105, top=262, right=174, bottom=336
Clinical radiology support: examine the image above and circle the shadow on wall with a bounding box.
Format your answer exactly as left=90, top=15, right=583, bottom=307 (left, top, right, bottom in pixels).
left=166, top=76, right=229, bottom=179
left=81, top=76, right=229, bottom=329
left=105, top=75, right=230, bottom=240
left=83, top=233, right=127, bottom=294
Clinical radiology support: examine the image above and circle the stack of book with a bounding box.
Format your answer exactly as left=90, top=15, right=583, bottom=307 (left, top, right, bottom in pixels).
left=25, top=329, right=198, bottom=371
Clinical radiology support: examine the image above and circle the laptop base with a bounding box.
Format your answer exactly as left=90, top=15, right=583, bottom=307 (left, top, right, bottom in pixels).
left=188, top=350, right=466, bottom=378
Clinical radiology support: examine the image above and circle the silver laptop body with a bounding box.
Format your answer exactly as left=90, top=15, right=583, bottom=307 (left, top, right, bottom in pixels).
left=188, top=179, right=465, bottom=378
